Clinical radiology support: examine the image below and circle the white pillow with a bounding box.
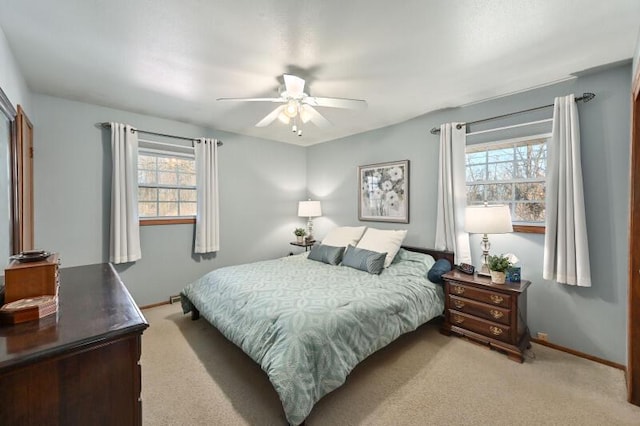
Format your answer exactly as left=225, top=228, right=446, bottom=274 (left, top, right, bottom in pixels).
left=321, top=226, right=367, bottom=248
left=356, top=228, right=408, bottom=268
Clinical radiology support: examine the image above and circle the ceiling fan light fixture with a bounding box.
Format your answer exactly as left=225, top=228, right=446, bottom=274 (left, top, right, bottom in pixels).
left=299, top=105, right=311, bottom=123
left=220, top=73, right=366, bottom=133
left=284, top=100, right=299, bottom=118
left=277, top=111, right=290, bottom=124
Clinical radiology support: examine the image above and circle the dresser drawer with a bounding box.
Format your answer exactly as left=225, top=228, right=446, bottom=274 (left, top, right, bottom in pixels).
left=447, top=282, right=511, bottom=308
left=449, top=310, right=511, bottom=343
left=449, top=295, right=510, bottom=325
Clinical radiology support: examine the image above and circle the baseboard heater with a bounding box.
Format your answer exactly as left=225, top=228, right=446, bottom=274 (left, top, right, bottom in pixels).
left=169, top=295, right=181, bottom=304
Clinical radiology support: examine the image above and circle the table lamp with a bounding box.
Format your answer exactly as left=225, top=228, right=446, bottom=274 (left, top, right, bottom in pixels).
left=464, top=204, right=513, bottom=276
left=298, top=200, right=322, bottom=242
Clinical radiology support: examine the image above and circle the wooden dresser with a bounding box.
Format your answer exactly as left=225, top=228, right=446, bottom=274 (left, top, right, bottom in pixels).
left=0, top=263, right=149, bottom=425
left=441, top=270, right=531, bottom=363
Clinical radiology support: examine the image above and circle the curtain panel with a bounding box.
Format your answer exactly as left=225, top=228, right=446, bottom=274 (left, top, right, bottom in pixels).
left=435, top=123, right=471, bottom=264
left=543, top=94, right=591, bottom=286
left=194, top=138, right=220, bottom=253
left=109, top=122, right=141, bottom=264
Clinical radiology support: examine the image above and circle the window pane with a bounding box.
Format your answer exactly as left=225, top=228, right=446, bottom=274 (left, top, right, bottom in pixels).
left=515, top=182, right=545, bottom=201
left=138, top=155, right=156, bottom=171
left=180, top=202, right=197, bottom=216
left=466, top=136, right=548, bottom=224
left=516, top=142, right=546, bottom=159
left=176, top=158, right=195, bottom=173
left=138, top=150, right=197, bottom=219
left=159, top=202, right=179, bottom=216
left=139, top=202, right=157, bottom=217
left=466, top=151, right=486, bottom=165
left=515, top=159, right=546, bottom=179
left=179, top=189, right=197, bottom=202
left=485, top=183, right=513, bottom=201
left=467, top=184, right=484, bottom=203
left=178, top=173, right=196, bottom=186
left=159, top=188, right=178, bottom=201
left=138, top=187, right=157, bottom=201
left=514, top=202, right=545, bottom=222
left=487, top=147, right=513, bottom=162
left=487, top=162, right=513, bottom=180
left=138, top=170, right=157, bottom=185
left=466, top=164, right=486, bottom=182
left=158, top=157, right=178, bottom=171
left=158, top=171, right=177, bottom=185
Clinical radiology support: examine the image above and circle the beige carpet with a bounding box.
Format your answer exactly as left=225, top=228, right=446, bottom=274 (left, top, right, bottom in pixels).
left=141, top=303, right=640, bottom=425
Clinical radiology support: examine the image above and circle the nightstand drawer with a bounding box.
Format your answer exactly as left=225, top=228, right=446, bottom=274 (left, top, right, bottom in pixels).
left=449, top=310, right=511, bottom=343
left=449, top=295, right=510, bottom=325
left=448, top=282, right=511, bottom=308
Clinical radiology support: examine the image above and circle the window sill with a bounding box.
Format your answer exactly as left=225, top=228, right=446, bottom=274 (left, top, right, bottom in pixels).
left=140, top=218, right=195, bottom=226
left=513, top=225, right=545, bottom=234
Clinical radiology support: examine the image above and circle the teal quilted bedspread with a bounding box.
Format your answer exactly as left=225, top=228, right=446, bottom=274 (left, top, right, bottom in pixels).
left=181, top=249, right=444, bottom=425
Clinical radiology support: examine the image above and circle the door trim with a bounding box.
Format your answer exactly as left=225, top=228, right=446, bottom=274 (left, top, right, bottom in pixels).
left=628, top=62, right=640, bottom=406
left=11, top=105, right=33, bottom=253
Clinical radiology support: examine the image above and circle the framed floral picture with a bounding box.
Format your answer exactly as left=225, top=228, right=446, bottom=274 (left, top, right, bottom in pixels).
left=358, top=160, right=409, bottom=223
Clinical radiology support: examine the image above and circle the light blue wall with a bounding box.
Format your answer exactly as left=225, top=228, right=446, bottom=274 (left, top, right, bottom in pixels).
left=32, top=94, right=307, bottom=306
left=0, top=24, right=32, bottom=273
left=634, top=28, right=640, bottom=80
left=307, top=64, right=632, bottom=364
left=0, top=24, right=31, bottom=112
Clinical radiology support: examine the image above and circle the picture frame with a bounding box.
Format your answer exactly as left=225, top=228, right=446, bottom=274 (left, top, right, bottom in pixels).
left=358, top=160, right=409, bottom=223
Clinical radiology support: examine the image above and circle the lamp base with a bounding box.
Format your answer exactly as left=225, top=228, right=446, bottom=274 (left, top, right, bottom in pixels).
left=306, top=217, right=314, bottom=243
left=477, top=233, right=491, bottom=276
left=476, top=263, right=491, bottom=277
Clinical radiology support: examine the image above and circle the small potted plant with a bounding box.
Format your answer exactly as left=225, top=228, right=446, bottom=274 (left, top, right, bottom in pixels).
left=294, top=227, right=306, bottom=243
left=487, top=254, right=512, bottom=284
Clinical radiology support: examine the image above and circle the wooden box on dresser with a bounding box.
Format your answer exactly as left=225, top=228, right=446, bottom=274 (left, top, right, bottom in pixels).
left=0, top=263, right=149, bottom=425
left=440, top=270, right=531, bottom=363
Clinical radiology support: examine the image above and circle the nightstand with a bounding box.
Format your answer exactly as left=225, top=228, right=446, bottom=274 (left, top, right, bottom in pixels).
left=290, top=240, right=316, bottom=252
left=440, top=270, right=531, bottom=363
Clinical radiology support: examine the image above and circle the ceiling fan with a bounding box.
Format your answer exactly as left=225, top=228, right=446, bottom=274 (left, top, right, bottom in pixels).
left=217, top=74, right=367, bottom=136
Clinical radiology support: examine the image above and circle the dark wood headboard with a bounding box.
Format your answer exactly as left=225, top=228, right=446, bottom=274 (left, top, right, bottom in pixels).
left=402, top=245, right=454, bottom=265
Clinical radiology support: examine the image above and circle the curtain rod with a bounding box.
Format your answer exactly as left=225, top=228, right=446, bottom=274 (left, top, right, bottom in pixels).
left=99, top=122, right=223, bottom=146
left=429, top=92, right=595, bottom=135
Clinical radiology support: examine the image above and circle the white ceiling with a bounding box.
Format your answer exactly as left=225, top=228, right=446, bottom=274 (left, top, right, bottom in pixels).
left=0, top=0, right=639, bottom=146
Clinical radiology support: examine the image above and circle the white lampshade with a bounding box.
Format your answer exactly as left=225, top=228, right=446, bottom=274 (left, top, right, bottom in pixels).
left=298, top=200, right=322, bottom=217
left=465, top=204, right=513, bottom=234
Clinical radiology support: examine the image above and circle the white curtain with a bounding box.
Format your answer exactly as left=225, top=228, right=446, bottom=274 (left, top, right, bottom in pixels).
left=543, top=94, right=591, bottom=286
left=110, top=122, right=141, bottom=264
left=435, top=123, right=471, bottom=264
left=194, top=138, right=220, bottom=253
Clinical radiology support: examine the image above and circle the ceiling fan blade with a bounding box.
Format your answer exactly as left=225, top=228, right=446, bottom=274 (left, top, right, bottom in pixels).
left=255, top=105, right=285, bottom=127
left=303, top=96, right=367, bottom=109
left=300, top=105, right=330, bottom=128
left=217, top=97, right=285, bottom=103
left=283, top=74, right=306, bottom=97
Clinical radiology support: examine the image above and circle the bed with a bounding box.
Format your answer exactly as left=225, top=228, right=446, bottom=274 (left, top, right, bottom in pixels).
left=181, top=244, right=453, bottom=425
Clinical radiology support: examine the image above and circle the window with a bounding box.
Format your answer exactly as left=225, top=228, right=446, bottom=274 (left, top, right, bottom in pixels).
left=465, top=134, right=549, bottom=227
left=137, top=145, right=196, bottom=222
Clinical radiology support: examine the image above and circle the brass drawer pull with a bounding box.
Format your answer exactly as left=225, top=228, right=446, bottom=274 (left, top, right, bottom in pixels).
left=490, top=295, right=504, bottom=304
left=489, top=326, right=503, bottom=336
left=452, top=285, right=465, bottom=295
left=452, top=314, right=464, bottom=324
left=489, top=309, right=504, bottom=319
left=453, top=300, right=465, bottom=309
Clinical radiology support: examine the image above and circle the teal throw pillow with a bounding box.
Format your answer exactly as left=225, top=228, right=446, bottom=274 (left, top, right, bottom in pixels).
left=427, top=259, right=452, bottom=284
left=307, top=244, right=345, bottom=265
left=341, top=245, right=387, bottom=275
